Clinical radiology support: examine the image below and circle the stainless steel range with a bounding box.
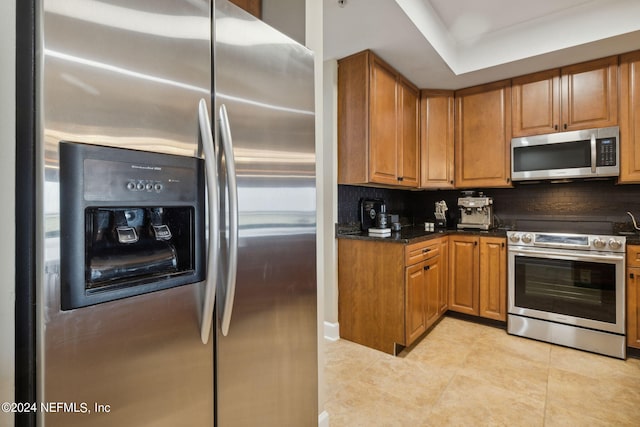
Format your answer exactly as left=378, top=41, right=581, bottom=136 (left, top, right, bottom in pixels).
left=507, top=231, right=626, bottom=359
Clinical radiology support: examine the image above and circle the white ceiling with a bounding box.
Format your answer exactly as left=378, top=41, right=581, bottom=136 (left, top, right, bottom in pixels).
left=323, top=0, right=640, bottom=89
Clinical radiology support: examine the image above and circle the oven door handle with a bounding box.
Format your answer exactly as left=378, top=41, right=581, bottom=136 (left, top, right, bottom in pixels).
left=509, top=248, right=624, bottom=263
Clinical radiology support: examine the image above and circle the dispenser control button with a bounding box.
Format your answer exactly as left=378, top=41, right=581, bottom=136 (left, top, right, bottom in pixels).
left=145, top=183, right=153, bottom=191
left=126, top=182, right=136, bottom=191
left=136, top=182, right=145, bottom=191
left=152, top=224, right=172, bottom=240
left=154, top=183, right=163, bottom=192
left=115, top=226, right=138, bottom=244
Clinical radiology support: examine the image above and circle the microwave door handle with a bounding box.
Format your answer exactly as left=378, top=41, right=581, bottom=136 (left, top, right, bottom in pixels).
left=591, top=134, right=597, bottom=173
left=219, top=104, right=239, bottom=337
left=198, top=98, right=220, bottom=345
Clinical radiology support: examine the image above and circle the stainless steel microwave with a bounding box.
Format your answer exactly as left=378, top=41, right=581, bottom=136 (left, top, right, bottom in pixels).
left=511, top=126, right=619, bottom=181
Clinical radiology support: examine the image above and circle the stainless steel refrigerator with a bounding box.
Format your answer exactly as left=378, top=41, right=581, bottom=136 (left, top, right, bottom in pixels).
left=15, top=0, right=317, bottom=426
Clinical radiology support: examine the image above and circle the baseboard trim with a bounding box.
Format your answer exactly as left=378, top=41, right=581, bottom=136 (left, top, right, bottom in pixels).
left=324, top=321, right=339, bottom=341
left=318, top=410, right=330, bottom=427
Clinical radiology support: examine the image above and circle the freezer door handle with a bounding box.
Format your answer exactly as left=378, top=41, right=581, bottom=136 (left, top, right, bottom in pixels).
left=199, top=98, right=220, bottom=345
left=219, top=104, right=239, bottom=337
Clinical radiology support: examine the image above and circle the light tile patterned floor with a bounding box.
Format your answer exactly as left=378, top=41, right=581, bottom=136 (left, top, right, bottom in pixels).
left=324, top=316, right=640, bottom=426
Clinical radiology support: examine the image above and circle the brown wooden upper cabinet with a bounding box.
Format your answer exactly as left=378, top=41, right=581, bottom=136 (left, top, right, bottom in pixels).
left=420, top=90, right=455, bottom=189
left=512, top=56, right=618, bottom=137
left=228, top=0, right=262, bottom=18
left=454, top=80, right=512, bottom=188
left=338, top=50, right=419, bottom=188
left=619, top=50, right=640, bottom=184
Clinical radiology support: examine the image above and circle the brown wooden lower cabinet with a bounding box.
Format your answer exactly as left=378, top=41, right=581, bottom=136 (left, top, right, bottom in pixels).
left=448, top=235, right=479, bottom=314
left=627, top=245, right=640, bottom=349
left=338, top=239, right=405, bottom=355
left=338, top=237, right=446, bottom=355
left=406, top=245, right=441, bottom=345
left=449, top=235, right=507, bottom=321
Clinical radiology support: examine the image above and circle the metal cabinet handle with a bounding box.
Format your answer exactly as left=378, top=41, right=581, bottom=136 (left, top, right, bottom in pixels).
left=219, top=104, right=239, bottom=337
left=631, top=273, right=635, bottom=279
left=590, top=133, right=597, bottom=173
left=423, top=265, right=430, bottom=271
left=198, top=99, right=220, bottom=345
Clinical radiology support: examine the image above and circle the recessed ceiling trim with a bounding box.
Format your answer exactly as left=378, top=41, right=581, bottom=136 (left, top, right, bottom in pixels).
left=396, top=0, right=640, bottom=75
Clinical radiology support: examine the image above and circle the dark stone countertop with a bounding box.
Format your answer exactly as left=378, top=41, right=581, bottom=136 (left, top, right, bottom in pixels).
left=336, top=225, right=508, bottom=244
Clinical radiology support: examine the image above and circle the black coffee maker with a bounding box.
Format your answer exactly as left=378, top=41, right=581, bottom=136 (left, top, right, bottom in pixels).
left=59, top=142, right=205, bottom=309
left=359, top=198, right=386, bottom=230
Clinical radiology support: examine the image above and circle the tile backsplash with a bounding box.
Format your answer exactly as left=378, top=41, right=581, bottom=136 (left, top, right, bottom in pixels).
left=338, top=180, right=640, bottom=232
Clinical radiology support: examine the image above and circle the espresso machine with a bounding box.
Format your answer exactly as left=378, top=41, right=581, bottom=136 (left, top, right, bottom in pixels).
left=457, top=193, right=495, bottom=230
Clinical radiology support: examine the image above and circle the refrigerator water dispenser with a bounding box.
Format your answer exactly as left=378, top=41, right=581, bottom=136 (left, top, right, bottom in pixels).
left=59, top=141, right=205, bottom=309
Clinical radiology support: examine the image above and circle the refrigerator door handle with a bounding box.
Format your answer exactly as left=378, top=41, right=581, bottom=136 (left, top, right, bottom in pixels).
left=199, top=98, right=219, bottom=345
left=219, top=104, right=239, bottom=337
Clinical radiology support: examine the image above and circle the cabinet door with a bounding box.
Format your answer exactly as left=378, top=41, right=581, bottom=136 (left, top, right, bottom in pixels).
left=424, top=255, right=441, bottom=329
left=512, top=69, right=560, bottom=137
left=370, top=58, right=399, bottom=186
left=455, top=80, right=512, bottom=188
left=406, top=262, right=426, bottom=345
left=449, top=235, right=479, bottom=315
left=628, top=268, right=640, bottom=349
left=337, top=51, right=369, bottom=185
left=420, top=90, right=455, bottom=188
left=619, top=50, right=640, bottom=183
left=398, top=79, right=420, bottom=187
left=479, top=237, right=507, bottom=321
left=561, top=56, right=618, bottom=131
left=438, top=237, right=449, bottom=316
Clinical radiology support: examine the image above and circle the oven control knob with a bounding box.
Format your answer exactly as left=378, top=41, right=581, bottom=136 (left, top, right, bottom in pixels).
left=521, top=233, right=533, bottom=244
left=608, top=239, right=622, bottom=250
left=593, top=238, right=606, bottom=249
left=509, top=234, right=521, bottom=243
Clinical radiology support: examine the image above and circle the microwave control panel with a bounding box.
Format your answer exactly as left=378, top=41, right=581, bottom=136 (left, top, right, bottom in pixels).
left=596, top=138, right=616, bottom=166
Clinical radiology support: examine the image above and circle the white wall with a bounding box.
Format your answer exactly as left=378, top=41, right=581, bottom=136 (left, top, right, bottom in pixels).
left=0, top=1, right=16, bottom=426
left=322, top=59, right=338, bottom=327
left=303, top=1, right=328, bottom=425
left=264, top=0, right=306, bottom=45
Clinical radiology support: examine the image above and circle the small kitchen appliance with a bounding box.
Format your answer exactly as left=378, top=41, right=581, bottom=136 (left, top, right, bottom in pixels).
left=359, top=198, right=386, bottom=231
left=457, top=194, right=495, bottom=230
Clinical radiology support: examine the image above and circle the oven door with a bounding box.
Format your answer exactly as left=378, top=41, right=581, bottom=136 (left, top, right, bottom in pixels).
left=508, top=246, right=625, bottom=334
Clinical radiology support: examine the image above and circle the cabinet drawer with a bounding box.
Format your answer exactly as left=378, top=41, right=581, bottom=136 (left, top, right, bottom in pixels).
left=406, top=239, right=440, bottom=266
left=628, top=245, right=640, bottom=268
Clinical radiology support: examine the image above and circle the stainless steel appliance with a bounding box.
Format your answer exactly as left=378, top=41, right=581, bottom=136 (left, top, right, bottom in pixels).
left=457, top=195, right=494, bottom=230
left=213, top=2, right=317, bottom=426
left=507, top=231, right=626, bottom=359
left=511, top=126, right=619, bottom=181
left=15, top=1, right=317, bottom=425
